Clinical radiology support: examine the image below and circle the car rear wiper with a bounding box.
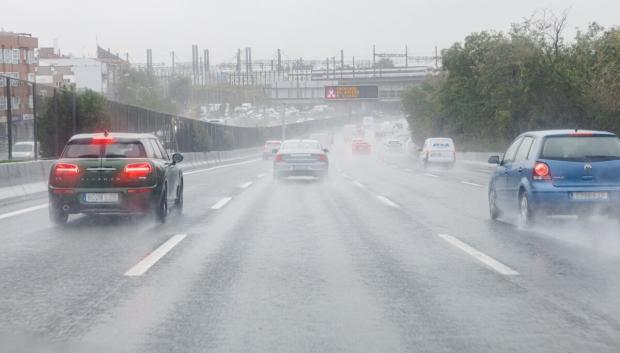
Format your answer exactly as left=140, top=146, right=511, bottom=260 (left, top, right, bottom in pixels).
left=585, top=155, right=618, bottom=160
left=77, top=154, right=99, bottom=158
left=104, top=154, right=127, bottom=158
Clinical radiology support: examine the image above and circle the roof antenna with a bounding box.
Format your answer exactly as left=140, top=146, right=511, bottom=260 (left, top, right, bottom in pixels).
left=103, top=130, right=109, bottom=137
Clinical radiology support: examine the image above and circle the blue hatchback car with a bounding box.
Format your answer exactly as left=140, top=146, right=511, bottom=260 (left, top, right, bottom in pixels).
left=488, top=130, right=620, bottom=226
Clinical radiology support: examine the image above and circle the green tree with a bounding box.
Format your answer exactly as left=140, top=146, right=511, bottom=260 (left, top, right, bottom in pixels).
left=37, top=88, right=111, bottom=158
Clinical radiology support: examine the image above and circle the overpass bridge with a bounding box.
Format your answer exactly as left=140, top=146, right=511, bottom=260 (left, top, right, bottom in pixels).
left=264, top=66, right=433, bottom=105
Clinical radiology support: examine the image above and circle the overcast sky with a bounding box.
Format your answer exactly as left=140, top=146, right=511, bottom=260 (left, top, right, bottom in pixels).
left=3, top=0, right=619, bottom=64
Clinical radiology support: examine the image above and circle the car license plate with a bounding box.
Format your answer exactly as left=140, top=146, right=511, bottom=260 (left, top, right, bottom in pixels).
left=571, top=192, right=609, bottom=200
left=84, top=193, right=119, bottom=203
left=430, top=152, right=441, bottom=157
left=292, top=165, right=309, bottom=170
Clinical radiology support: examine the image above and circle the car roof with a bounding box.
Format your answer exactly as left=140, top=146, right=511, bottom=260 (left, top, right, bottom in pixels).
left=68, top=132, right=158, bottom=141
left=282, top=139, right=320, bottom=143
left=520, top=129, right=616, bottom=137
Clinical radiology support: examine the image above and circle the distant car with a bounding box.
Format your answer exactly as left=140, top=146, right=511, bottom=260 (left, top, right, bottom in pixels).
left=273, top=139, right=329, bottom=180
left=488, top=130, right=620, bottom=226
left=262, top=140, right=282, bottom=159
left=351, top=137, right=372, bottom=155
left=48, top=132, right=184, bottom=225
left=419, top=137, right=456, bottom=167
left=12, top=141, right=38, bottom=160
left=384, top=139, right=403, bottom=153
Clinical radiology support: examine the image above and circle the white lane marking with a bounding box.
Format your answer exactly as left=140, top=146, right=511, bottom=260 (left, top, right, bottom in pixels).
left=461, top=181, right=483, bottom=187
left=352, top=181, right=366, bottom=189
left=257, top=173, right=267, bottom=178
left=376, top=195, right=401, bottom=209
left=184, top=159, right=260, bottom=175
left=0, top=203, right=48, bottom=220
left=211, top=197, right=233, bottom=209
left=437, top=234, right=519, bottom=276
left=423, top=173, right=439, bottom=178
left=124, top=234, right=187, bottom=277
left=239, top=181, right=253, bottom=189
left=341, top=173, right=352, bottom=180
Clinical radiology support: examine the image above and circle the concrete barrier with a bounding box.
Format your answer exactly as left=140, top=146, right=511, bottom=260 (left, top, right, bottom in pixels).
left=0, top=148, right=261, bottom=203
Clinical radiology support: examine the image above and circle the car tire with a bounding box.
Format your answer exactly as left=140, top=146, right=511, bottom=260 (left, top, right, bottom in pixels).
left=489, top=188, right=501, bottom=220
left=519, top=191, right=536, bottom=227
left=49, top=205, right=68, bottom=226
left=175, top=180, right=184, bottom=214
left=156, top=186, right=168, bottom=223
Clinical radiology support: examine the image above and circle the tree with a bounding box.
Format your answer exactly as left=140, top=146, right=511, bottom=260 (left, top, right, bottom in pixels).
left=37, top=88, right=111, bottom=158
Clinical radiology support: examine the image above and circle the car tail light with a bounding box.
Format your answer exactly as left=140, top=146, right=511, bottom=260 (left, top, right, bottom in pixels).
left=319, top=154, right=328, bottom=162
left=92, top=137, right=116, bottom=145
left=274, top=154, right=284, bottom=162
left=124, top=162, right=152, bottom=178
left=54, top=163, right=79, bottom=176
left=533, top=162, right=551, bottom=180
left=127, top=188, right=152, bottom=194
left=569, top=131, right=593, bottom=137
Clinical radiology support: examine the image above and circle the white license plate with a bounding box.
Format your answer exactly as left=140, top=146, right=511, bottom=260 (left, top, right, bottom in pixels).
left=84, top=193, right=119, bottom=203
left=571, top=192, right=609, bottom=200
left=292, top=165, right=310, bottom=170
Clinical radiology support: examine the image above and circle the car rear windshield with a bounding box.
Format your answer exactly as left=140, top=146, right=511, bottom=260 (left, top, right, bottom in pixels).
left=429, top=139, right=454, bottom=149
left=541, top=136, right=620, bottom=161
left=281, top=141, right=320, bottom=150
left=62, top=138, right=147, bottom=158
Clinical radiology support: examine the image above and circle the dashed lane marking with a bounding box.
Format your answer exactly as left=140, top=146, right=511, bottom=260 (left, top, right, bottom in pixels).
left=211, top=197, right=233, bottom=209
left=437, top=233, right=519, bottom=276
left=124, top=234, right=187, bottom=277
left=376, top=195, right=401, bottom=209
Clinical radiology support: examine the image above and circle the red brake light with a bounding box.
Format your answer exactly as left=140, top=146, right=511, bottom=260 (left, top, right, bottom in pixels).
left=319, top=154, right=328, bottom=161
left=274, top=154, right=283, bottom=162
left=569, top=132, right=593, bottom=137
left=54, top=163, right=79, bottom=176
left=124, top=162, right=152, bottom=178
left=92, top=136, right=116, bottom=145
left=533, top=162, right=551, bottom=180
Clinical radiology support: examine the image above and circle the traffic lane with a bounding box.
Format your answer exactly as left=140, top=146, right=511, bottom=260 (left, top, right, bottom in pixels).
left=0, top=159, right=268, bottom=341
left=86, top=172, right=617, bottom=352
left=340, top=153, right=620, bottom=330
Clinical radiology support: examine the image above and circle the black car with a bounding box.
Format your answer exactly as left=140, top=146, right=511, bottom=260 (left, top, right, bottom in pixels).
left=48, top=132, right=184, bottom=225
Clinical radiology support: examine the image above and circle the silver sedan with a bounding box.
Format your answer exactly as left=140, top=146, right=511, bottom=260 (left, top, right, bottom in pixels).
left=273, top=139, right=329, bottom=180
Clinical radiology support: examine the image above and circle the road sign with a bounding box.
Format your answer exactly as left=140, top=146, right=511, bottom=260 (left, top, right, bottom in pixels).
left=324, top=85, right=378, bottom=100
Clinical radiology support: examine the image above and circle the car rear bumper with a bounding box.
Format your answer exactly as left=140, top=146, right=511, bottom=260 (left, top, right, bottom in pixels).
left=49, top=187, right=159, bottom=214
left=274, top=162, right=328, bottom=177
left=530, top=186, right=620, bottom=215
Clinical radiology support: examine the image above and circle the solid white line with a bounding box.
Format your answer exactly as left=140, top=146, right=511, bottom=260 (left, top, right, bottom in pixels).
left=341, top=173, right=352, bottom=180
left=376, top=195, right=400, bottom=208
left=437, top=234, right=519, bottom=276
left=0, top=203, right=48, bottom=220
left=257, top=173, right=267, bottom=178
left=423, top=173, right=439, bottom=178
left=461, top=181, right=483, bottom=187
left=239, top=181, right=253, bottom=189
left=124, top=234, right=187, bottom=277
left=211, top=197, right=233, bottom=209
left=184, top=158, right=260, bottom=175
left=352, top=181, right=366, bottom=189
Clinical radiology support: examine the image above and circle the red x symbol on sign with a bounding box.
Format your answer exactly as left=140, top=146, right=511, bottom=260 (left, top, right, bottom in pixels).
left=327, top=88, right=336, bottom=99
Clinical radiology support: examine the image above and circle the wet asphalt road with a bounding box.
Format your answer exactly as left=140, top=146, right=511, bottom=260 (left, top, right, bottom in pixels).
left=1, top=141, right=620, bottom=353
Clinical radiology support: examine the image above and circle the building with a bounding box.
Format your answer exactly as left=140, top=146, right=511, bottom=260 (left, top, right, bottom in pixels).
left=0, top=31, right=38, bottom=122
left=96, top=46, right=129, bottom=99
left=37, top=58, right=103, bottom=91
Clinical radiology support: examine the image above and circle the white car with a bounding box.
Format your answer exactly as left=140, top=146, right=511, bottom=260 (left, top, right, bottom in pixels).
left=419, top=137, right=456, bottom=167
left=384, top=139, right=404, bottom=153
left=12, top=141, right=38, bottom=160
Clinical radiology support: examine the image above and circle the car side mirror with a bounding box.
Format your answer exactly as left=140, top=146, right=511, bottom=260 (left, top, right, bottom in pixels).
left=172, top=152, right=184, bottom=164
left=487, top=155, right=500, bottom=164
left=323, top=148, right=329, bottom=153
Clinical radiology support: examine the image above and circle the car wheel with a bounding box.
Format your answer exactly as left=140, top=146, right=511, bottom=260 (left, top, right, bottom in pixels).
left=519, top=192, right=536, bottom=227
left=489, top=188, right=501, bottom=220
left=49, top=205, right=68, bottom=226
left=175, top=180, right=184, bottom=214
left=156, top=186, right=168, bottom=223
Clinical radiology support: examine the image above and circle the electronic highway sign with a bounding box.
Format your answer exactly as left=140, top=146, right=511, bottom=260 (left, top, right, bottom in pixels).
left=324, top=85, right=379, bottom=100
